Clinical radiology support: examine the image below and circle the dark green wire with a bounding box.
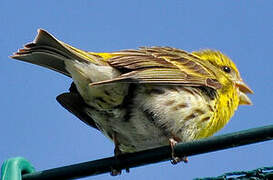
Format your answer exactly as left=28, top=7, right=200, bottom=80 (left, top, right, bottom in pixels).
left=21, top=125, right=273, bottom=180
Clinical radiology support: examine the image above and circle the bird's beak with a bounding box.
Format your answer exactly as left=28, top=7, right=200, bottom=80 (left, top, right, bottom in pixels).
left=235, top=80, right=253, bottom=105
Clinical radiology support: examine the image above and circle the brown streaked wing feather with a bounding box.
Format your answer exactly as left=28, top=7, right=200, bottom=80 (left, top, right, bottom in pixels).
left=90, top=68, right=221, bottom=89
left=109, top=53, right=175, bottom=69
left=96, top=47, right=222, bottom=89
left=140, top=47, right=214, bottom=77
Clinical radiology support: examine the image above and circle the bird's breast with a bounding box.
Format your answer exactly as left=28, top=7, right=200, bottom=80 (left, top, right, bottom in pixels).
left=131, top=86, right=217, bottom=142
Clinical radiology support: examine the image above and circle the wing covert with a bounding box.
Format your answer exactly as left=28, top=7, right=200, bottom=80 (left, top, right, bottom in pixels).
left=92, top=47, right=222, bottom=89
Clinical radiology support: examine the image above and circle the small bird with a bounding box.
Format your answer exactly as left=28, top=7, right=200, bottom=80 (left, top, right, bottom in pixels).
left=11, top=29, right=253, bottom=167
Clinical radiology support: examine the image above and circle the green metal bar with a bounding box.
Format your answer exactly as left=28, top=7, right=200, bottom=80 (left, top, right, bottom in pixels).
left=1, top=157, right=35, bottom=180
left=22, top=125, right=273, bottom=180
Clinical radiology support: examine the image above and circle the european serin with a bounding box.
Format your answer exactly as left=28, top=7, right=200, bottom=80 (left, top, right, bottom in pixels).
left=12, top=29, right=253, bottom=165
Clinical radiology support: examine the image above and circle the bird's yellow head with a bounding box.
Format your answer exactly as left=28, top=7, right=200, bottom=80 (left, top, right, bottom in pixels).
left=192, top=50, right=253, bottom=105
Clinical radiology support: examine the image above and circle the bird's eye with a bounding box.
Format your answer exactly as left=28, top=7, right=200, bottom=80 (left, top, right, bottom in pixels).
left=222, top=66, right=231, bottom=73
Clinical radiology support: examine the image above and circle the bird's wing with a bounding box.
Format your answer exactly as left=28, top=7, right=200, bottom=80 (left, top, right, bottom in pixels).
left=91, top=47, right=222, bottom=89
left=57, top=92, right=99, bottom=130
left=56, top=82, right=99, bottom=130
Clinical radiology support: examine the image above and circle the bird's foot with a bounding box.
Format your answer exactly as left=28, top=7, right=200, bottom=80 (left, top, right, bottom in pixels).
left=169, top=137, right=188, bottom=164
left=110, top=132, right=130, bottom=176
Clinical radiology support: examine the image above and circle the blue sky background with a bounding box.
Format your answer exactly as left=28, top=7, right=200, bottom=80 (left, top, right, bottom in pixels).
left=1, top=1, right=273, bottom=179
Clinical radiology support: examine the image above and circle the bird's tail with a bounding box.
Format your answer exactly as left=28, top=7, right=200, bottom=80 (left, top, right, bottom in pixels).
left=11, top=29, right=106, bottom=77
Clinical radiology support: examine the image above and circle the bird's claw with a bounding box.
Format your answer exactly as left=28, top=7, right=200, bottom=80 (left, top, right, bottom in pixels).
left=110, top=167, right=130, bottom=176
left=171, top=156, right=188, bottom=164
left=110, top=168, right=122, bottom=176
